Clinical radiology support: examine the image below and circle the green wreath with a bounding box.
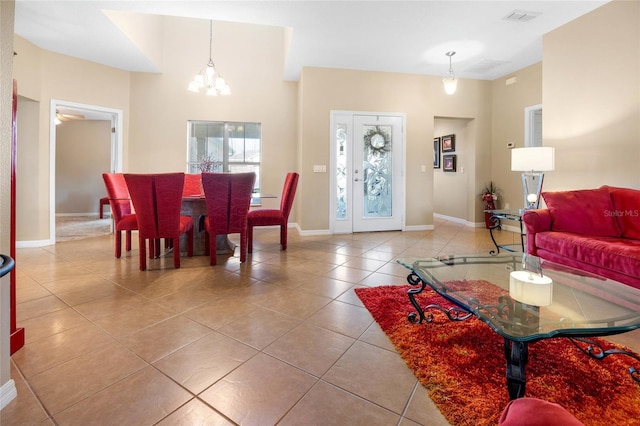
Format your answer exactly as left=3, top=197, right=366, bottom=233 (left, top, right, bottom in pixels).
left=363, top=126, right=391, bottom=154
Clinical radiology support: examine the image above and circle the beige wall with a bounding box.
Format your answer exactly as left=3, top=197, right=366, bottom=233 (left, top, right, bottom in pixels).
left=491, top=63, right=543, bottom=210
left=298, top=67, right=492, bottom=230
left=13, top=36, right=130, bottom=242
left=542, top=0, right=640, bottom=191
left=55, top=120, right=111, bottom=214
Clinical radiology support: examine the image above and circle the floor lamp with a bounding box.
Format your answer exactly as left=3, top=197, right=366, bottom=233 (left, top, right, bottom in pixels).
left=511, top=147, right=555, bottom=209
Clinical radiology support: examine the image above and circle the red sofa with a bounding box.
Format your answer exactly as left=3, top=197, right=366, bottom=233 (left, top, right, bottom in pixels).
left=522, top=186, right=640, bottom=290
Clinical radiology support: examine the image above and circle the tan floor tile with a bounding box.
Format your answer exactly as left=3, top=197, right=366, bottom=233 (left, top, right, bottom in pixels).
left=15, top=282, right=52, bottom=304
left=18, top=307, right=89, bottom=345
left=120, top=315, right=213, bottom=363
left=0, top=362, right=51, bottom=426
left=16, top=295, right=68, bottom=323
left=11, top=322, right=116, bottom=378
left=279, top=380, right=400, bottom=425
left=54, top=280, right=126, bottom=307
left=91, top=302, right=175, bottom=338
left=27, top=341, right=147, bottom=414
left=264, top=322, right=355, bottom=377
left=294, top=276, right=354, bottom=299
left=258, top=290, right=331, bottom=319
left=323, top=341, right=418, bottom=414
left=404, top=383, right=451, bottom=426
left=185, top=297, right=256, bottom=330
left=358, top=321, right=396, bottom=352
left=72, top=290, right=153, bottom=321
left=199, top=353, right=317, bottom=425
left=308, top=300, right=373, bottom=338
left=154, top=331, right=257, bottom=394
left=52, top=366, right=191, bottom=426
left=323, top=265, right=372, bottom=283
left=216, top=306, right=300, bottom=349
left=156, top=398, right=234, bottom=425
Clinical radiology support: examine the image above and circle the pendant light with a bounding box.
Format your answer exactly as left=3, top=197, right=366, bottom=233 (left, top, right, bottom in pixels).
left=442, top=51, right=458, bottom=95
left=188, top=20, right=230, bottom=96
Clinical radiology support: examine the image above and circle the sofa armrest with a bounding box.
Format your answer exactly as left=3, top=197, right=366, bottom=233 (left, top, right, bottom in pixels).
left=522, top=209, right=552, bottom=255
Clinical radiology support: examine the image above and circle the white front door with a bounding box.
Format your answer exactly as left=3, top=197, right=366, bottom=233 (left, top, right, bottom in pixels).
left=331, top=112, right=405, bottom=233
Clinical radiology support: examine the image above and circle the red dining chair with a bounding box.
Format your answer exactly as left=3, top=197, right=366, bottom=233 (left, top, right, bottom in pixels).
left=247, top=172, right=299, bottom=253
left=99, top=196, right=110, bottom=219
left=202, top=172, right=256, bottom=265
left=183, top=173, right=203, bottom=197
left=102, top=173, right=138, bottom=258
left=124, top=173, right=194, bottom=270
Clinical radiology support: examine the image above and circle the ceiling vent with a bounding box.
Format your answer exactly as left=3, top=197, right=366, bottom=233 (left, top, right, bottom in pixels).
left=503, top=10, right=542, bottom=22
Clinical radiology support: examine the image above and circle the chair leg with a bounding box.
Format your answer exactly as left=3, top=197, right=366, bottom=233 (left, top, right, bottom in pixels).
left=115, top=231, right=122, bottom=258
left=240, top=231, right=247, bottom=263
left=209, top=232, right=217, bottom=265
left=125, top=231, right=132, bottom=252
left=280, top=222, right=288, bottom=251
left=248, top=224, right=254, bottom=253
left=173, top=238, right=181, bottom=269
left=139, top=236, right=147, bottom=271
left=187, top=229, right=194, bottom=257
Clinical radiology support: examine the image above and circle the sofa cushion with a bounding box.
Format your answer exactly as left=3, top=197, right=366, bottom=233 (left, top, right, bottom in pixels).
left=534, top=232, right=640, bottom=280
left=603, top=185, right=640, bottom=240
left=542, top=188, right=620, bottom=237
left=498, top=397, right=583, bottom=426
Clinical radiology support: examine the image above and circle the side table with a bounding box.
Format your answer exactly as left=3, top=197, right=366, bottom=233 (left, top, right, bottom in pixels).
left=485, top=209, right=525, bottom=255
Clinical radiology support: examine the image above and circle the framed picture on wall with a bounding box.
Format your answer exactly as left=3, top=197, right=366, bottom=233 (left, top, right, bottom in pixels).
left=442, top=134, right=456, bottom=152
left=433, top=137, right=441, bottom=168
left=443, top=154, right=456, bottom=172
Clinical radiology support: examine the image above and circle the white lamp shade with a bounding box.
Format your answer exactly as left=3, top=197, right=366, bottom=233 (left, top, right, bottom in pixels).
left=511, top=147, right=555, bottom=172
left=509, top=270, right=553, bottom=306
left=443, top=77, right=458, bottom=95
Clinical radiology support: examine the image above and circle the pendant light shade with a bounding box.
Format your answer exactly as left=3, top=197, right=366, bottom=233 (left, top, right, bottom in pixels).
left=188, top=20, right=231, bottom=96
left=442, top=51, right=457, bottom=95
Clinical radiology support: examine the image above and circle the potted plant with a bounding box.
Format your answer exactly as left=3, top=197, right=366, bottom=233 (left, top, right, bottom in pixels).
left=481, top=182, right=500, bottom=228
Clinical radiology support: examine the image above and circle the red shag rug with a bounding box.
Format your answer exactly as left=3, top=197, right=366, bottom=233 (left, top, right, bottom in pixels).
left=355, top=284, right=640, bottom=426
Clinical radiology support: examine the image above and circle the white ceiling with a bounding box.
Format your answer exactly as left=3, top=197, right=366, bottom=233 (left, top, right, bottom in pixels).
left=15, top=0, right=609, bottom=82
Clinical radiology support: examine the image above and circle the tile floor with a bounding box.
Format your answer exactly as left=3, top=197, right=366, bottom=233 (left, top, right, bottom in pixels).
left=2, top=219, right=638, bottom=425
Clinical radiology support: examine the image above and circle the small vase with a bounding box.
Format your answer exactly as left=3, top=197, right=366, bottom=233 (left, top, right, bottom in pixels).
left=484, top=200, right=496, bottom=229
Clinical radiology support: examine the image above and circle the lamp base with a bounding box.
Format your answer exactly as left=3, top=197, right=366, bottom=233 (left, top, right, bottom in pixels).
left=521, top=172, right=545, bottom=209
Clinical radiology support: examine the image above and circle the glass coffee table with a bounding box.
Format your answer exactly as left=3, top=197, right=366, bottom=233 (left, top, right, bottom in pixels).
left=397, top=254, right=640, bottom=400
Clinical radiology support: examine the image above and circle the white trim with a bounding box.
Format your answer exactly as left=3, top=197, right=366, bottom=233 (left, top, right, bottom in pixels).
left=16, top=240, right=52, bottom=248
left=404, top=225, right=434, bottom=231
left=524, top=104, right=542, bottom=147
left=329, top=110, right=406, bottom=234
left=434, top=213, right=467, bottom=225
left=0, top=379, right=17, bottom=411
left=48, top=100, right=124, bottom=245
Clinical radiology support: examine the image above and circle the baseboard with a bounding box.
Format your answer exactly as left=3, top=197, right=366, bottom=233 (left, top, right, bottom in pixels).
left=434, top=213, right=467, bottom=225
left=0, top=379, right=17, bottom=411
left=16, top=239, right=52, bottom=248
left=404, top=225, right=434, bottom=231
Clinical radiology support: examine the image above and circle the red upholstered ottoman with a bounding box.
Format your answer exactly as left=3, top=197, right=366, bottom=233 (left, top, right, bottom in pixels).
left=498, top=397, right=584, bottom=425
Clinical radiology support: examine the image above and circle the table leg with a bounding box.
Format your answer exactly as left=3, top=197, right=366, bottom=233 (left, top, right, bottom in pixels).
left=504, top=338, right=528, bottom=400
left=488, top=215, right=502, bottom=255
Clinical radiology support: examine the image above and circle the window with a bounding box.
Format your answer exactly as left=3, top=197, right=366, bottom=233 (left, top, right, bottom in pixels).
left=187, top=121, right=261, bottom=191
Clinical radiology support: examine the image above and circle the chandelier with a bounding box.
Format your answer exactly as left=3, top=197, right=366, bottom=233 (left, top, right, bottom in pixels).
left=188, top=20, right=230, bottom=96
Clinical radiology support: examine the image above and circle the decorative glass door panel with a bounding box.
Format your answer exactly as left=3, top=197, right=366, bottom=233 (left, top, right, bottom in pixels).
left=361, top=125, right=393, bottom=218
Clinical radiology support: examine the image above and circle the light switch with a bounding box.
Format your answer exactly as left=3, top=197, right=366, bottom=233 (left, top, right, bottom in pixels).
left=313, top=165, right=326, bottom=173
left=421, top=165, right=426, bottom=172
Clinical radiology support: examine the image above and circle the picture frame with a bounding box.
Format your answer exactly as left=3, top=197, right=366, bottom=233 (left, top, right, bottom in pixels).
left=443, top=154, right=456, bottom=172
left=441, top=134, right=456, bottom=152
left=433, top=137, right=441, bottom=168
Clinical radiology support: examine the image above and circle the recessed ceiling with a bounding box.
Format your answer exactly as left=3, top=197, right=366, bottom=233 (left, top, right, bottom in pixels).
left=14, top=1, right=609, bottom=81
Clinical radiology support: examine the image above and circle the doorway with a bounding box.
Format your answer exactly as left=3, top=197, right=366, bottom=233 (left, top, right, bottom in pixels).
left=330, top=111, right=405, bottom=233
left=49, top=99, right=123, bottom=243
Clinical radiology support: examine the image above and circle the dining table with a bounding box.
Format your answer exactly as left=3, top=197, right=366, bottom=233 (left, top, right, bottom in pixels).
left=180, top=193, right=277, bottom=256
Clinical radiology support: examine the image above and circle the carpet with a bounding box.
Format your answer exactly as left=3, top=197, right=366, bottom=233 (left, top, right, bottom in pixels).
left=355, top=284, right=640, bottom=426
left=56, top=215, right=111, bottom=241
